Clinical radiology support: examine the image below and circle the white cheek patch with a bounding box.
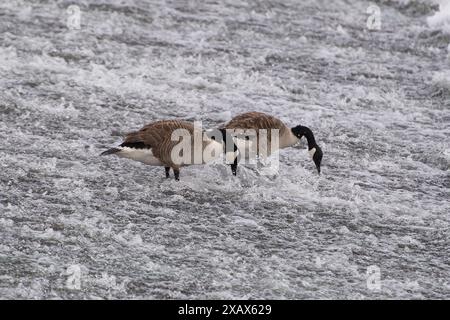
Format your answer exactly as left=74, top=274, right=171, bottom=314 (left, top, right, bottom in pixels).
left=308, top=147, right=316, bottom=159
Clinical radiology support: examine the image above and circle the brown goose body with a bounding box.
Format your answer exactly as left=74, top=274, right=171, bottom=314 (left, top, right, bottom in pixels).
left=224, top=112, right=287, bottom=132
left=222, top=111, right=323, bottom=175
left=123, top=120, right=193, bottom=168
left=101, top=120, right=222, bottom=180
left=223, top=112, right=299, bottom=155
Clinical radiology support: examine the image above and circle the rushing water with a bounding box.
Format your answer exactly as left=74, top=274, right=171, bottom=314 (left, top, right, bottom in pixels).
left=0, top=0, right=449, bottom=299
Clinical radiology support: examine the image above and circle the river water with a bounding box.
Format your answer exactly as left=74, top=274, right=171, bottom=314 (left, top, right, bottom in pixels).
left=0, top=0, right=449, bottom=299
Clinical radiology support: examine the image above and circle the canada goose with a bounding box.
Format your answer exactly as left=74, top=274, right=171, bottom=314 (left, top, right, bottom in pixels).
left=221, top=111, right=323, bottom=175
left=101, top=120, right=222, bottom=180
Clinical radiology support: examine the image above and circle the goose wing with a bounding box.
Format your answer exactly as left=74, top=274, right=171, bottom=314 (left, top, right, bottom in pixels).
left=224, top=112, right=288, bottom=134
left=122, top=120, right=195, bottom=167
left=223, top=112, right=291, bottom=156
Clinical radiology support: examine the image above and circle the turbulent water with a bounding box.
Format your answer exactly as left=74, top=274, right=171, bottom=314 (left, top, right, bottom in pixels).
left=0, top=0, right=449, bottom=299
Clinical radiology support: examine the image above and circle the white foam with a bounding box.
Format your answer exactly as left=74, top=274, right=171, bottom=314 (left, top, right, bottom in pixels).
left=431, top=70, right=450, bottom=89
left=427, top=0, right=450, bottom=34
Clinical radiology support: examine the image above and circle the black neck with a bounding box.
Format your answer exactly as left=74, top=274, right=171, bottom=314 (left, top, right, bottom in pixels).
left=292, top=125, right=316, bottom=150
left=220, top=128, right=238, bottom=152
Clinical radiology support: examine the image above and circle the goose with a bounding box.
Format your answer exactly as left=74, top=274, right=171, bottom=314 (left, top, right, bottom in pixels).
left=221, top=111, right=323, bottom=175
left=101, top=120, right=223, bottom=180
